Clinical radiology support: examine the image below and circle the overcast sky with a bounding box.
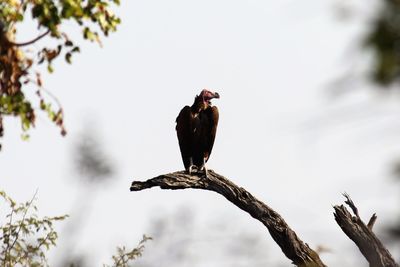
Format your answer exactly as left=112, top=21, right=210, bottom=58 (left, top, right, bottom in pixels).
left=1, top=0, right=399, bottom=266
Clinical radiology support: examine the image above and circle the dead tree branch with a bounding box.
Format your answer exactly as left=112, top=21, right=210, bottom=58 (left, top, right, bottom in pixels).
left=130, top=170, right=326, bottom=267
left=333, top=193, right=399, bottom=267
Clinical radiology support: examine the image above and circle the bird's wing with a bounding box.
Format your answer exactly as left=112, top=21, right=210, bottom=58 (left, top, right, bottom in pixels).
left=203, top=106, right=219, bottom=162
left=176, top=106, right=193, bottom=169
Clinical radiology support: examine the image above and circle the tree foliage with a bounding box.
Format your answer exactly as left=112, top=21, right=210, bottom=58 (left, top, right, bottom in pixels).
left=0, top=0, right=120, bottom=148
left=1, top=190, right=149, bottom=267
left=105, top=235, right=152, bottom=267
left=0, top=190, right=68, bottom=267
left=366, top=0, right=400, bottom=86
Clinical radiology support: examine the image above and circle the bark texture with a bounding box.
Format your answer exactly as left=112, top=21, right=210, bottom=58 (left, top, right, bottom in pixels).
left=333, top=193, right=399, bottom=267
left=130, top=170, right=326, bottom=267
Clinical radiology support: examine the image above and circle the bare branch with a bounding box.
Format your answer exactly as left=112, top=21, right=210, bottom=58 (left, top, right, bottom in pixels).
left=368, top=213, right=377, bottom=230
left=343, top=192, right=359, bottom=218
left=8, top=30, right=50, bottom=47
left=333, top=195, right=399, bottom=267
left=130, top=170, right=326, bottom=267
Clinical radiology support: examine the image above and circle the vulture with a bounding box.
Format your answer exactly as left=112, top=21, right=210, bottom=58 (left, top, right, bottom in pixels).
left=176, top=89, right=220, bottom=177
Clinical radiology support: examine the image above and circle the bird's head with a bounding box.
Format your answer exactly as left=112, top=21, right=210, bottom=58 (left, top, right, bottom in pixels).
left=200, top=89, right=220, bottom=105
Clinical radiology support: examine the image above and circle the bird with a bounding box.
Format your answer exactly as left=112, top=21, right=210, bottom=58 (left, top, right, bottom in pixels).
left=176, top=89, right=220, bottom=177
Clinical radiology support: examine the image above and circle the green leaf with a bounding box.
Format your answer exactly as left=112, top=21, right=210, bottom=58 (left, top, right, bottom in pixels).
left=65, top=52, right=72, bottom=63
left=21, top=133, right=30, bottom=141
left=47, top=65, right=54, bottom=73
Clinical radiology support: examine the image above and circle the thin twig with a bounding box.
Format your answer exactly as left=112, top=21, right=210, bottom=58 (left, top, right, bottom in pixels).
left=1, top=208, right=14, bottom=263
left=342, top=192, right=359, bottom=218
left=367, top=213, right=377, bottom=230
left=8, top=29, right=50, bottom=47
left=6, top=189, right=38, bottom=260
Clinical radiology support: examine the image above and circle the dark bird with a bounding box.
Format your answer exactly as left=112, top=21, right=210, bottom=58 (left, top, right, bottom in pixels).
left=176, top=89, right=220, bottom=177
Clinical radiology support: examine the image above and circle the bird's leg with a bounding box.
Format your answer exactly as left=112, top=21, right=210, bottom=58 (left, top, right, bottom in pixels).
left=188, top=165, right=193, bottom=175
left=202, top=157, right=208, bottom=178
left=187, top=157, right=195, bottom=175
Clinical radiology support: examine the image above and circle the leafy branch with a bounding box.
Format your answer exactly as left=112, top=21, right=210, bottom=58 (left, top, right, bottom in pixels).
left=105, top=235, right=152, bottom=267
left=0, top=0, right=121, bottom=149
left=0, top=190, right=68, bottom=267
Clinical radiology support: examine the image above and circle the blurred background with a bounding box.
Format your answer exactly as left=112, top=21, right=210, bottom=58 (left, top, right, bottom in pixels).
left=1, top=0, right=400, bottom=266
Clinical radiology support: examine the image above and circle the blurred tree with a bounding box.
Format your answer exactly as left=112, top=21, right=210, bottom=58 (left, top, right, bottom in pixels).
left=366, top=0, right=400, bottom=86
left=349, top=0, right=400, bottom=255
left=134, top=207, right=272, bottom=267
left=0, top=0, right=120, bottom=148
left=74, top=127, right=114, bottom=183
left=59, top=125, right=115, bottom=265
left=389, top=164, right=400, bottom=245
left=60, top=235, right=151, bottom=267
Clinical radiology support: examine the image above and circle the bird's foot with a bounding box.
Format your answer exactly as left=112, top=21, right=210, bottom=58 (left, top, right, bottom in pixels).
left=187, top=165, right=197, bottom=175
left=202, top=166, right=208, bottom=178
left=201, top=157, right=208, bottom=178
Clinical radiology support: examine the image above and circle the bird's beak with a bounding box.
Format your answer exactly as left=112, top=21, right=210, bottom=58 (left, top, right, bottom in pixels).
left=213, top=92, right=220, bottom=99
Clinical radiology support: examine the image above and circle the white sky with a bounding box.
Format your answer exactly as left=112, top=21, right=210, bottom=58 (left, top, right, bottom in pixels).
left=1, top=0, right=399, bottom=266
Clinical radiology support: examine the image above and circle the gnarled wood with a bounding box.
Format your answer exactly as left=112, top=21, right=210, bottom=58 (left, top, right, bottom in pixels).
left=333, top=194, right=399, bottom=267
left=130, top=170, right=326, bottom=267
